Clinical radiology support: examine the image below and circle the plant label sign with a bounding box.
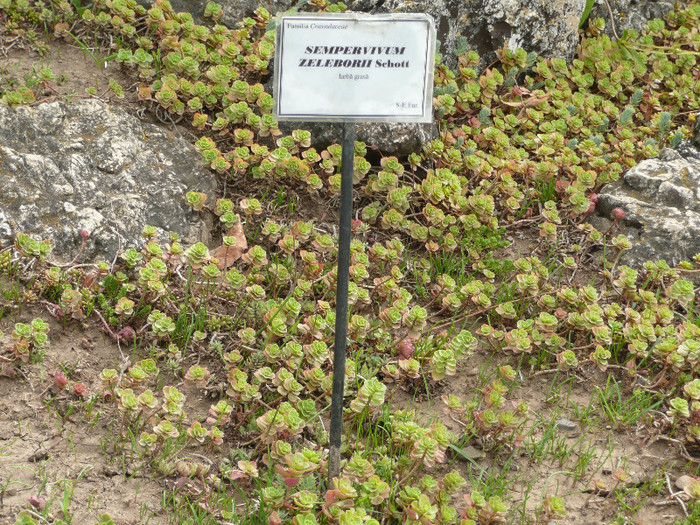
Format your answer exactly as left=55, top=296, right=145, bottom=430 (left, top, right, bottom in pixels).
left=274, top=12, right=436, bottom=122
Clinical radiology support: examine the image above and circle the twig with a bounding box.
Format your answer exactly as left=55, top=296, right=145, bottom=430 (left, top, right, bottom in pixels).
left=1, top=34, right=23, bottom=55
left=666, top=473, right=689, bottom=517
left=679, top=443, right=700, bottom=464
left=18, top=509, right=49, bottom=523
left=177, top=452, right=214, bottom=466
left=528, top=368, right=559, bottom=378
left=93, top=308, right=118, bottom=341
left=601, top=0, right=620, bottom=40
left=449, top=414, right=467, bottom=427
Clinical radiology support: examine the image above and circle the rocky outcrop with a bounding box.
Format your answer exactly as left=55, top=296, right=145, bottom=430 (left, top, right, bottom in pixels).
left=586, top=0, right=675, bottom=38
left=593, top=145, right=700, bottom=267
left=347, top=0, right=586, bottom=67
left=279, top=121, right=436, bottom=159
left=0, top=100, right=216, bottom=263
left=144, top=0, right=586, bottom=67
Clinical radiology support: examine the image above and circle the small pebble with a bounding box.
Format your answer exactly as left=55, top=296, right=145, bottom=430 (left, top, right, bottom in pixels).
left=555, top=418, right=577, bottom=431
left=676, top=475, right=694, bottom=491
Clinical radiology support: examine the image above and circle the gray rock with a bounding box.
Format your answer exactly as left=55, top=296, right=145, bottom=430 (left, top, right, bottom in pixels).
left=0, top=100, right=215, bottom=262
left=555, top=418, right=577, bottom=431
left=586, top=0, right=675, bottom=38
left=676, top=474, right=696, bottom=491
left=348, top=0, right=586, bottom=69
left=594, top=146, right=700, bottom=267
left=143, top=0, right=586, bottom=69
left=280, top=120, right=436, bottom=158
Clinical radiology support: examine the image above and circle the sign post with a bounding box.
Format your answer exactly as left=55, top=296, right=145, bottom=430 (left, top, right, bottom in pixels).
left=327, top=121, right=355, bottom=480
left=274, top=12, right=436, bottom=482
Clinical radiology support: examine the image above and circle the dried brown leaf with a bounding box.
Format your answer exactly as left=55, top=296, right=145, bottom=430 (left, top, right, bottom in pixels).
left=211, top=218, right=247, bottom=270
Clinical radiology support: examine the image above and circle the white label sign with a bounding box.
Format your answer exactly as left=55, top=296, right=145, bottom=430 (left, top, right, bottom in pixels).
left=274, top=13, right=436, bottom=123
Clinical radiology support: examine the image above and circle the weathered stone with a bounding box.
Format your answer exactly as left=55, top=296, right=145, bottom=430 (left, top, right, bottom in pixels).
left=586, top=0, right=675, bottom=38
left=555, top=418, right=577, bottom=431
left=593, top=146, right=700, bottom=267
left=348, top=0, right=586, bottom=68
left=143, top=0, right=587, bottom=75
left=0, top=100, right=216, bottom=262
left=279, top=120, right=436, bottom=158
left=357, top=122, right=436, bottom=157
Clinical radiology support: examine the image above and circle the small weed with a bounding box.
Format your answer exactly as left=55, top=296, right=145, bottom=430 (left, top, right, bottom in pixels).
left=595, top=375, right=665, bottom=429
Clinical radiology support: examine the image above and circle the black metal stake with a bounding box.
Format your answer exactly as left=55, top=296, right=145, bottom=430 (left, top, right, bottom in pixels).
left=328, top=122, right=355, bottom=482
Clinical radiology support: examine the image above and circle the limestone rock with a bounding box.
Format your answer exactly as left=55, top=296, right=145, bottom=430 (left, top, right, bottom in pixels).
left=0, top=100, right=216, bottom=262
left=348, top=0, right=586, bottom=68
left=555, top=418, right=577, bottom=431
left=142, top=0, right=586, bottom=69
left=594, top=146, right=700, bottom=267
left=356, top=121, right=436, bottom=157
left=587, top=0, right=675, bottom=38
left=280, top=120, right=436, bottom=158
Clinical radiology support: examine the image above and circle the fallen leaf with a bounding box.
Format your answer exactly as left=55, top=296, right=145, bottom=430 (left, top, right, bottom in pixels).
left=501, top=93, right=551, bottom=117
left=83, top=271, right=100, bottom=288
left=211, top=218, right=247, bottom=270
left=501, top=95, right=550, bottom=109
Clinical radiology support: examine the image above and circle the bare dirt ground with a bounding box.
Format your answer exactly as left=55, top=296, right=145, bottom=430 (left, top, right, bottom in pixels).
left=0, top=37, right=137, bottom=106
left=391, top=355, right=687, bottom=524
left=0, top=308, right=165, bottom=524
left=0, top=307, right=689, bottom=524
